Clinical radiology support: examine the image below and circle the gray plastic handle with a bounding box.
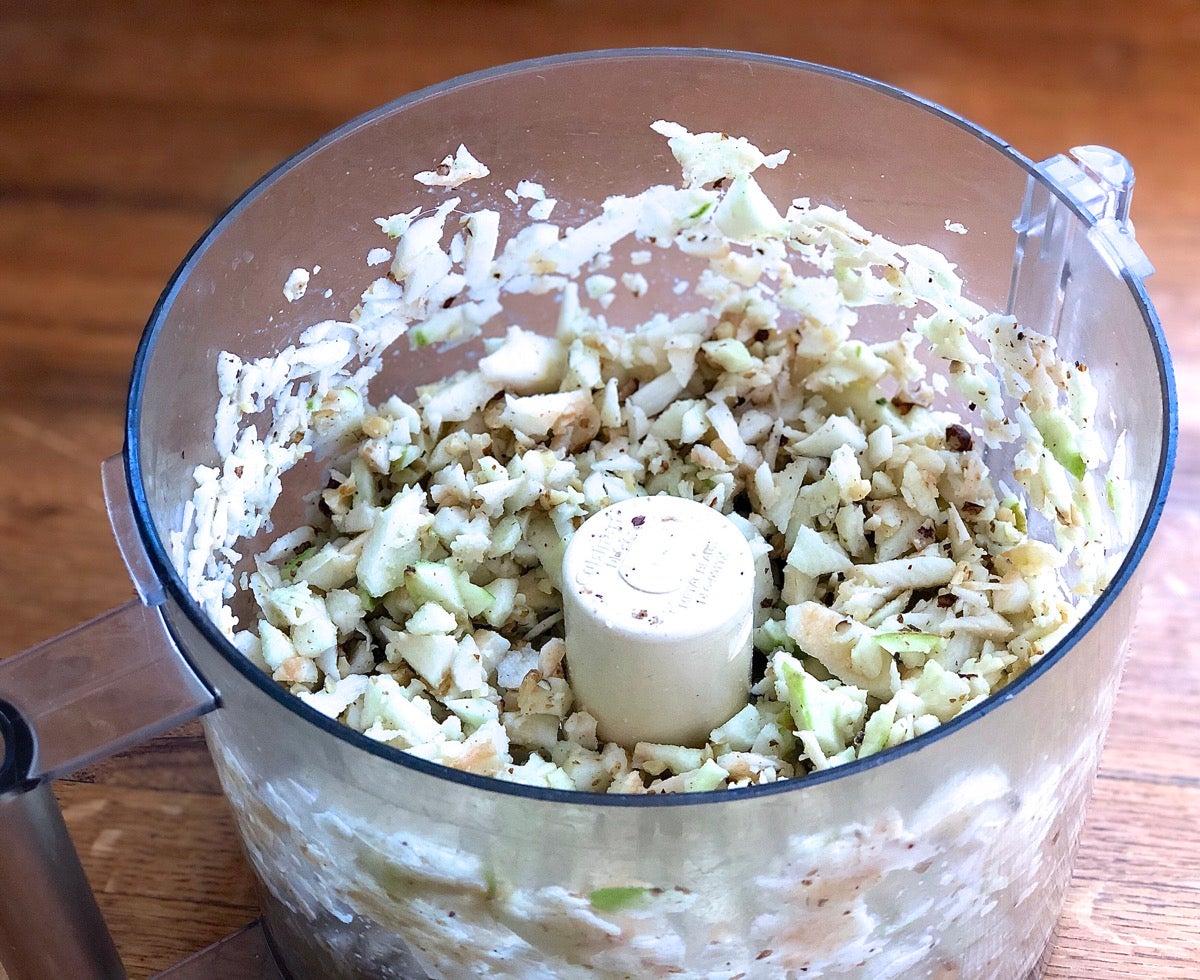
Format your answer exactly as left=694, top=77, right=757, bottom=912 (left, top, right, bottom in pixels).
left=0, top=457, right=217, bottom=979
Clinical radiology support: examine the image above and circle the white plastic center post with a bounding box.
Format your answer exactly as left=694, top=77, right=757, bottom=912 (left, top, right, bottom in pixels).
left=560, top=496, right=756, bottom=749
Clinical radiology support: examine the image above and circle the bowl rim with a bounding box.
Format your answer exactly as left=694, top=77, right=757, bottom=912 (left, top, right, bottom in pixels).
left=125, top=46, right=1178, bottom=808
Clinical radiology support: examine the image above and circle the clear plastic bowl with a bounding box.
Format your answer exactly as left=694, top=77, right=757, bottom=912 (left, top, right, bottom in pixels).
left=0, top=49, right=1176, bottom=980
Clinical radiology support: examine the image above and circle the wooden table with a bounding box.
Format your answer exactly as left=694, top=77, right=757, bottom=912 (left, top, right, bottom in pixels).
left=1, top=2, right=1196, bottom=976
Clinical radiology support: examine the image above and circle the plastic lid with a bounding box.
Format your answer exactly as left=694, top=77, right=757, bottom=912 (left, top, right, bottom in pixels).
left=561, top=496, right=755, bottom=748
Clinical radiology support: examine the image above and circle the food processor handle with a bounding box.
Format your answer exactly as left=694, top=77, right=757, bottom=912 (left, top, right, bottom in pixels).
left=0, top=456, right=218, bottom=979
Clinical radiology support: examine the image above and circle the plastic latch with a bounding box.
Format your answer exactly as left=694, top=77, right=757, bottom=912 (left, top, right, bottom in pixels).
left=1035, top=145, right=1154, bottom=280
left=101, top=453, right=166, bottom=606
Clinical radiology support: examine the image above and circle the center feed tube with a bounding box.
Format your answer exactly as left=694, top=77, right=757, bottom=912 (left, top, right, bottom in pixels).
left=561, top=496, right=756, bottom=748
left=0, top=455, right=219, bottom=980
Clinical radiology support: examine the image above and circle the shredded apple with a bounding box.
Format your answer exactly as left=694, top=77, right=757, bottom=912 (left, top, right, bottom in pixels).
left=177, top=122, right=1123, bottom=793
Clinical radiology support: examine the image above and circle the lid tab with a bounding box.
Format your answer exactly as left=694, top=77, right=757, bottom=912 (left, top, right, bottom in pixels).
left=1034, top=145, right=1154, bottom=280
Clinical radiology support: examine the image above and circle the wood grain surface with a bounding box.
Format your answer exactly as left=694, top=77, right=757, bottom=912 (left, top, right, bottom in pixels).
left=1, top=2, right=1197, bottom=976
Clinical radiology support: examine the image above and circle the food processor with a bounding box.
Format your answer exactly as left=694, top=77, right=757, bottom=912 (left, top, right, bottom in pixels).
left=0, top=49, right=1175, bottom=979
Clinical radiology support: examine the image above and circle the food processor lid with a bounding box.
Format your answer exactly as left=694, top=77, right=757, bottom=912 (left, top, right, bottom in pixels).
left=122, top=47, right=1178, bottom=807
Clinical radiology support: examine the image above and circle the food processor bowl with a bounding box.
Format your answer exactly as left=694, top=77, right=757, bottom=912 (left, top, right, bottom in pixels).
left=0, top=49, right=1175, bottom=980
